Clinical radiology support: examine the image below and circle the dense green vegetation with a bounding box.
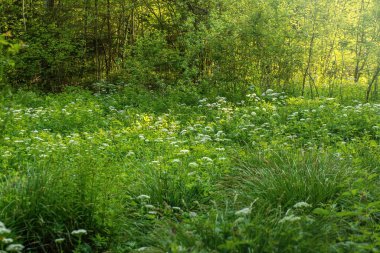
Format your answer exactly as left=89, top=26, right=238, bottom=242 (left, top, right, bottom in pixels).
left=1, top=0, right=380, bottom=252
left=0, top=0, right=379, bottom=98
left=0, top=87, right=379, bottom=252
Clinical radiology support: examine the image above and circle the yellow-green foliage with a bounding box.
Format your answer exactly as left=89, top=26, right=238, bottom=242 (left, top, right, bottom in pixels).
left=0, top=87, right=379, bottom=252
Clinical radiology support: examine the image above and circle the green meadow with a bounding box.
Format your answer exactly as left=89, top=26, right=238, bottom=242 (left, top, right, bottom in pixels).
left=0, top=87, right=379, bottom=252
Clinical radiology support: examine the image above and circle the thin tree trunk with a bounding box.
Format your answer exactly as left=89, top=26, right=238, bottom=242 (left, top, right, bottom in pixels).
left=95, top=0, right=100, bottom=80
left=22, top=0, right=27, bottom=31
left=106, top=0, right=112, bottom=77
left=46, top=0, right=54, bottom=9
left=366, top=66, right=380, bottom=101
left=302, top=30, right=315, bottom=97
left=354, top=0, right=365, bottom=83
left=81, top=0, right=88, bottom=78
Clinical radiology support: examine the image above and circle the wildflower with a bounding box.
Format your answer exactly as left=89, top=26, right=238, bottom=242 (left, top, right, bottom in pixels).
left=235, top=207, right=251, bottom=216
left=266, top=89, right=273, bottom=94
left=54, top=238, right=65, bottom=243
left=179, top=149, right=190, bottom=154
left=204, top=126, right=213, bottom=132
left=0, top=227, right=11, bottom=234
left=279, top=214, right=301, bottom=223
left=145, top=205, right=155, bottom=209
left=5, top=244, right=24, bottom=252
left=171, top=159, right=181, bottom=163
left=293, top=202, right=311, bottom=209
left=71, top=229, right=87, bottom=236
left=187, top=171, right=196, bottom=176
left=172, top=207, right=182, bottom=211
left=2, top=238, right=13, bottom=244
left=201, top=157, right=213, bottom=163
left=215, top=131, right=225, bottom=138
left=127, top=151, right=135, bottom=156
left=246, top=93, right=257, bottom=98
left=137, top=195, right=150, bottom=200
left=188, top=162, right=199, bottom=168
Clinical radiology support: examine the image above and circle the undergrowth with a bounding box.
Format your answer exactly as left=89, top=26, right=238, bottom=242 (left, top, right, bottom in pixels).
left=0, top=86, right=379, bottom=252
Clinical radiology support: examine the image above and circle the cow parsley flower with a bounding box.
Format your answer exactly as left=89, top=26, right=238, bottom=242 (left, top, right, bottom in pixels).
left=201, top=157, right=213, bottom=163
left=137, top=195, right=150, bottom=200
left=293, top=202, right=311, bottom=209
left=0, top=227, right=11, bottom=234
left=179, top=149, right=190, bottom=154
left=127, top=151, right=135, bottom=156
left=54, top=238, right=65, bottom=243
left=2, top=238, right=13, bottom=244
left=235, top=207, right=251, bottom=216
left=279, top=214, right=301, bottom=223
left=71, top=229, right=87, bottom=236
left=188, top=162, right=199, bottom=168
left=6, top=244, right=24, bottom=252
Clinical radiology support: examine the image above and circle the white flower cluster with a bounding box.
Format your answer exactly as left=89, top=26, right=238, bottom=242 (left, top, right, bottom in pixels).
left=0, top=222, right=11, bottom=235
left=71, top=229, right=87, bottom=236
left=0, top=221, right=24, bottom=253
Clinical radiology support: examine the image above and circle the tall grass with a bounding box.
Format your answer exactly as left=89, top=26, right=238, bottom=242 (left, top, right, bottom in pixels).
left=225, top=149, right=350, bottom=209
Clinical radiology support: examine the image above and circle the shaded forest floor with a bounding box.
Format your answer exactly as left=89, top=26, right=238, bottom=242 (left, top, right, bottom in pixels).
left=0, top=87, right=379, bottom=252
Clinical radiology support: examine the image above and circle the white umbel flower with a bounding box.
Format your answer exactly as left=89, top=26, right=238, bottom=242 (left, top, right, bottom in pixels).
left=54, top=238, right=65, bottom=243
left=235, top=207, right=251, bottom=216
left=136, top=195, right=150, bottom=200
left=2, top=238, right=13, bottom=244
left=71, top=229, right=87, bottom=236
left=293, top=202, right=311, bottom=209
left=6, top=244, right=24, bottom=252
left=279, top=214, right=301, bottom=223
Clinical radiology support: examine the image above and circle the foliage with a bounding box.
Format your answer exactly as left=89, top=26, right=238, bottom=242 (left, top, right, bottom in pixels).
left=0, top=34, right=20, bottom=85
left=0, top=86, right=379, bottom=252
left=0, top=0, right=379, bottom=97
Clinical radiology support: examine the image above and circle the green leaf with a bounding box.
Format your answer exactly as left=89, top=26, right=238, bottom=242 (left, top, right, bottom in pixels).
left=335, top=211, right=359, bottom=217
left=312, top=208, right=330, bottom=216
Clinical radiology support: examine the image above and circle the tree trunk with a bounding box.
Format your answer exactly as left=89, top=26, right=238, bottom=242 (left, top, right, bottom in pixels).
left=302, top=30, right=315, bottom=97
left=94, top=0, right=100, bottom=80
left=366, top=66, right=380, bottom=101
left=106, top=0, right=112, bottom=77
left=46, top=0, right=54, bottom=10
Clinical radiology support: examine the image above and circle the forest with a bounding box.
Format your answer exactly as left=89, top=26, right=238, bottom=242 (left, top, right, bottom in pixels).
left=0, top=0, right=379, bottom=252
